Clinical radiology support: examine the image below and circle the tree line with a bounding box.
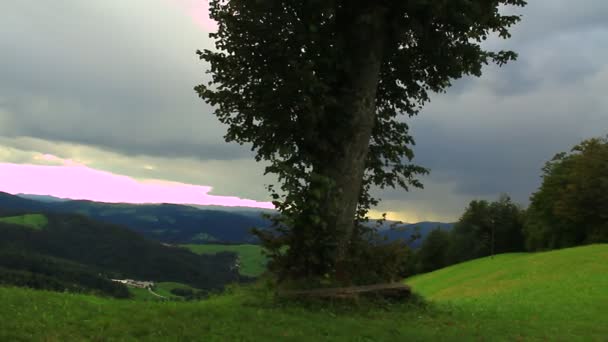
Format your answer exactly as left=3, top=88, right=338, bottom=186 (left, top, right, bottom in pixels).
left=413, top=136, right=608, bottom=274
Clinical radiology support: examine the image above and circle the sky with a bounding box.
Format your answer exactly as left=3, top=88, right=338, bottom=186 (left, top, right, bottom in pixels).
left=0, top=1, right=607, bottom=221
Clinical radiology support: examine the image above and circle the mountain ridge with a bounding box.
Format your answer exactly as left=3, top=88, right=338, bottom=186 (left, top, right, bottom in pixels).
left=2, top=192, right=454, bottom=245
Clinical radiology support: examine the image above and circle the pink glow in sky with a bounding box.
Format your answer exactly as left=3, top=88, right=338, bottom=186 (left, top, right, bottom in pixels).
left=170, top=0, right=217, bottom=31
left=0, top=159, right=274, bottom=209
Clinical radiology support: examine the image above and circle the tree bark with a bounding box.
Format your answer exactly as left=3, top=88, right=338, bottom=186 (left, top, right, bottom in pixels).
left=318, top=6, right=389, bottom=281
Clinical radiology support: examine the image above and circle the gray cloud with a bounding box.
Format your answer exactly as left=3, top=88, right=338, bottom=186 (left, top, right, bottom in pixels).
left=0, top=0, right=243, bottom=160
left=398, top=21, right=608, bottom=206
left=507, top=0, right=608, bottom=42
left=372, top=0, right=608, bottom=215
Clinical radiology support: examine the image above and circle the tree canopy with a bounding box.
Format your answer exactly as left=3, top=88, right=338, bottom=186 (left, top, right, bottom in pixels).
left=196, top=0, right=527, bottom=285
left=447, top=195, right=525, bottom=264
left=525, top=136, right=608, bottom=250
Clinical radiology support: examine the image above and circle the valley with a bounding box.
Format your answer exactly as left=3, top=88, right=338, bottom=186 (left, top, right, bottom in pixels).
left=1, top=193, right=605, bottom=340
left=1, top=244, right=605, bottom=340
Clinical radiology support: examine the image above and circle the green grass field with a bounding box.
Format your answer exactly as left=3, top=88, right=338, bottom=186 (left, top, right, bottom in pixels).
left=128, top=282, right=199, bottom=301
left=0, top=214, right=48, bottom=230
left=128, top=286, right=163, bottom=302
left=183, top=244, right=266, bottom=277
left=153, top=282, right=200, bottom=299
left=1, top=244, right=606, bottom=341
left=406, top=244, right=608, bottom=340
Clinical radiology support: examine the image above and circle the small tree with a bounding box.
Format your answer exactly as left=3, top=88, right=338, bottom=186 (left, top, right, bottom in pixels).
left=525, top=137, right=608, bottom=250
left=197, top=0, right=527, bottom=285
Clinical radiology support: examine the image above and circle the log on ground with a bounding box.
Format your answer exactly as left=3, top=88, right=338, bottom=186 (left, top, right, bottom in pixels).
left=278, top=283, right=412, bottom=300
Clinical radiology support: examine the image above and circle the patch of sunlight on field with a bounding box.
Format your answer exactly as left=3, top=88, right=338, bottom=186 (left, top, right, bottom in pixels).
left=0, top=214, right=48, bottom=230
left=183, top=244, right=266, bottom=277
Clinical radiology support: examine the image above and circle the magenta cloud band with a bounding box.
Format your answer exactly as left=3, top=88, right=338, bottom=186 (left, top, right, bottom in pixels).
left=0, top=162, right=274, bottom=209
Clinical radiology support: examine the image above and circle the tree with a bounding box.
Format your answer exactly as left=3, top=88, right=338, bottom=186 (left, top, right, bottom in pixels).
left=447, top=199, right=493, bottom=263
left=490, top=194, right=525, bottom=254
left=525, top=137, right=608, bottom=251
left=196, top=0, right=527, bottom=285
left=447, top=195, right=525, bottom=264
left=417, top=227, right=450, bottom=273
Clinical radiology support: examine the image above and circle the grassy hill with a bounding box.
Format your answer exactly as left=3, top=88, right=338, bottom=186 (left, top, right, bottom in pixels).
left=183, top=244, right=266, bottom=277
left=407, top=244, right=608, bottom=339
left=1, top=244, right=606, bottom=341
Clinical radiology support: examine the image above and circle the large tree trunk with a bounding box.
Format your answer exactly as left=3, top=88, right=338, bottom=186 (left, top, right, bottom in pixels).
left=318, top=6, right=389, bottom=281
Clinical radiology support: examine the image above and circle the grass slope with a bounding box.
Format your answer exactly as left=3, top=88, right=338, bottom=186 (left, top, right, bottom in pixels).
left=183, top=244, right=266, bottom=277
left=128, top=286, right=164, bottom=302
left=0, top=214, right=48, bottom=230
left=154, top=282, right=199, bottom=299
left=1, top=245, right=606, bottom=341
left=129, top=282, right=204, bottom=301
left=406, top=244, right=608, bottom=339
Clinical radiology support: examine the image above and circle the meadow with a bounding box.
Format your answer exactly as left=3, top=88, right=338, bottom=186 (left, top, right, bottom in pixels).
left=1, top=244, right=606, bottom=341
left=183, top=244, right=266, bottom=277
left=0, top=213, right=48, bottom=230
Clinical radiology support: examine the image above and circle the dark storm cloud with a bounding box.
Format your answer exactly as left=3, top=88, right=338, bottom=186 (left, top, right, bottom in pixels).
left=1, top=0, right=608, bottom=219
left=395, top=0, right=605, bottom=211
left=373, top=0, right=608, bottom=209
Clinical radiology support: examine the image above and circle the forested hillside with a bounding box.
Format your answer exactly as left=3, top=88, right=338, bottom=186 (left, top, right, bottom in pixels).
left=0, top=192, right=453, bottom=245
left=0, top=213, right=242, bottom=294
left=0, top=193, right=270, bottom=244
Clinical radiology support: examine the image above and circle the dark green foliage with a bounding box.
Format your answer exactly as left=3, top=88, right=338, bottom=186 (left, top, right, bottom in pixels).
left=257, top=224, right=418, bottom=287
left=342, top=235, right=416, bottom=285
left=197, top=0, right=526, bottom=285
left=0, top=251, right=129, bottom=298
left=170, top=287, right=195, bottom=297
left=0, top=213, right=242, bottom=292
left=447, top=195, right=525, bottom=264
left=525, top=137, right=608, bottom=250
left=416, top=228, right=450, bottom=273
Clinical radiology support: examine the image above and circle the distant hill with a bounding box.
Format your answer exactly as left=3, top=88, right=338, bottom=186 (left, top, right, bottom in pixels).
left=0, top=192, right=49, bottom=213
left=379, top=221, right=454, bottom=247
left=16, top=194, right=69, bottom=202
left=0, top=212, right=241, bottom=294
left=1, top=192, right=270, bottom=244
left=0, top=192, right=453, bottom=245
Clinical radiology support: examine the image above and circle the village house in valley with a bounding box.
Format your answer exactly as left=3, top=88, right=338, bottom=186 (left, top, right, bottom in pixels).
left=111, top=279, right=154, bottom=289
